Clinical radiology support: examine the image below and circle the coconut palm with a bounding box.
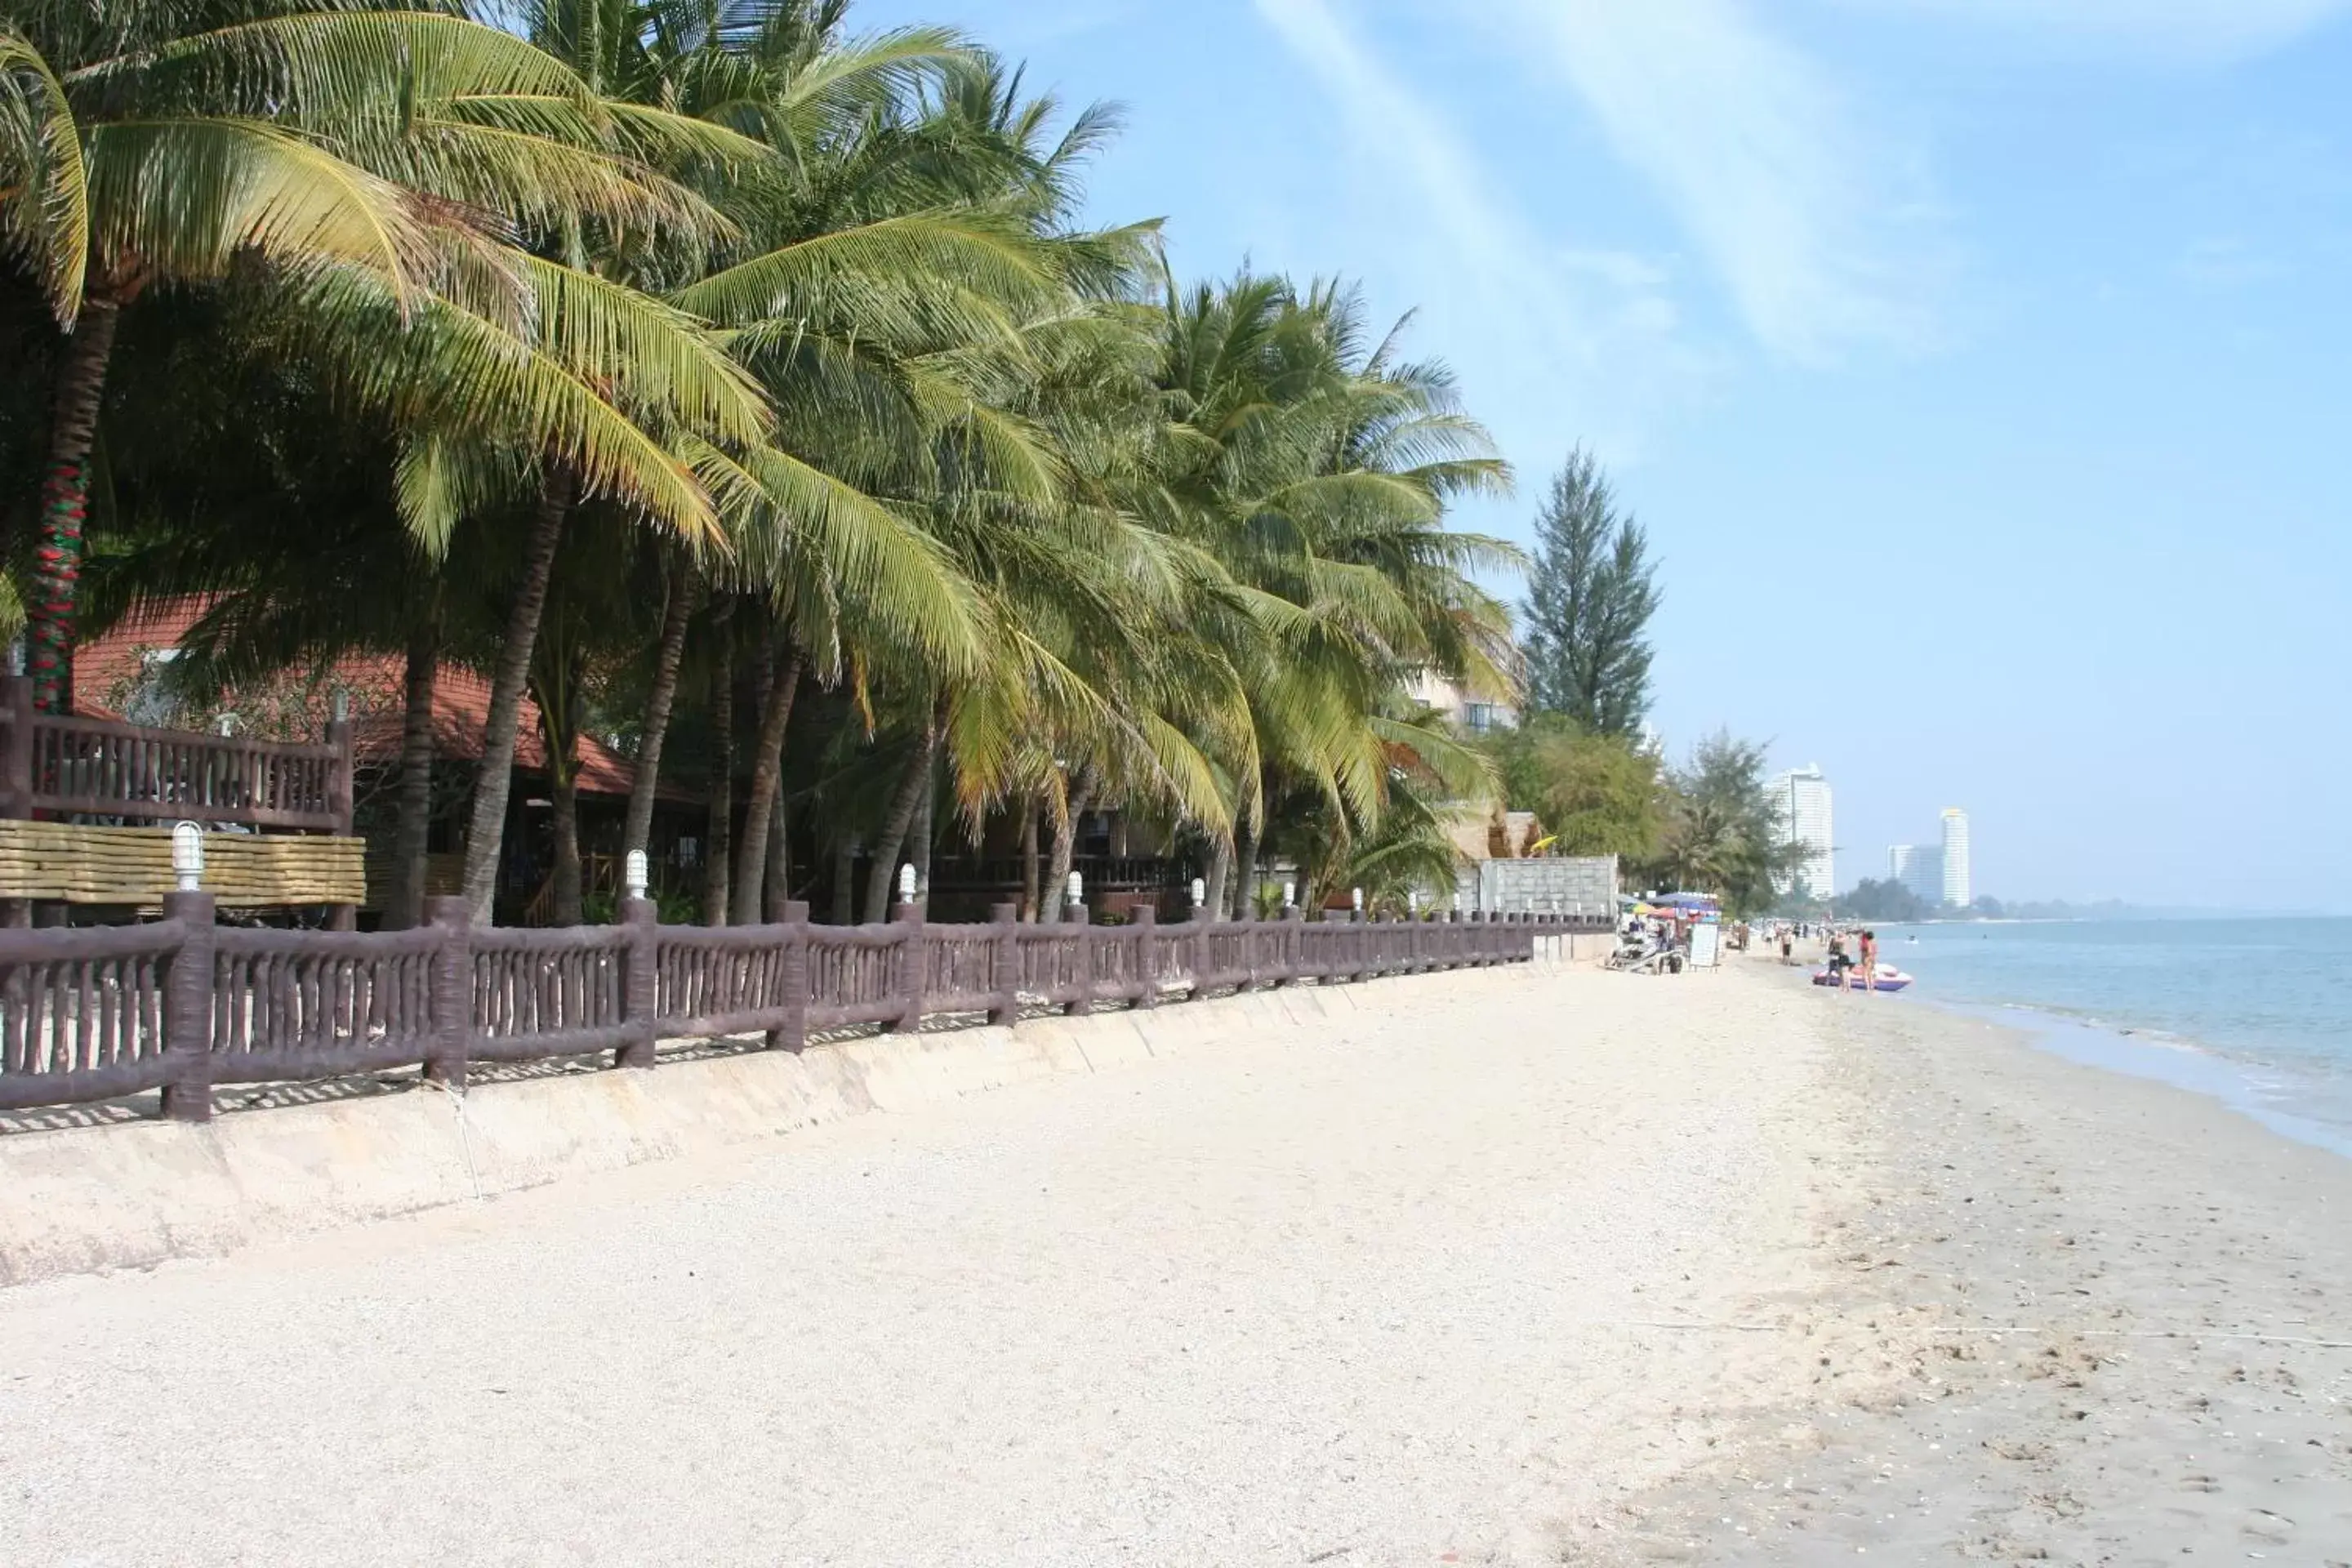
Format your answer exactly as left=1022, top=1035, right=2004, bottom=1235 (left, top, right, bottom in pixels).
left=0, top=0, right=754, bottom=710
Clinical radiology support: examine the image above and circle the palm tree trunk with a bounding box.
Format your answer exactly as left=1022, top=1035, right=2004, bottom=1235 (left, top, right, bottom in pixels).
left=908, top=754, right=935, bottom=915
left=1203, top=835, right=1232, bottom=923
left=623, top=555, right=697, bottom=861
left=29, top=297, right=122, bottom=714
left=701, top=633, right=733, bottom=926
left=1041, top=768, right=1096, bottom=926
left=861, top=727, right=938, bottom=923
left=1233, top=805, right=1258, bottom=920
left=1018, top=794, right=1040, bottom=922
left=458, top=470, right=569, bottom=921
left=386, top=612, right=439, bottom=929
left=731, top=638, right=804, bottom=924
left=830, top=837, right=855, bottom=924
left=549, top=751, right=581, bottom=925
left=764, top=779, right=791, bottom=922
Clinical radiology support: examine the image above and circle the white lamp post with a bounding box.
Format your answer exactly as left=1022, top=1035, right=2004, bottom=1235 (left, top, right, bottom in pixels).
left=1351, top=886, right=1363, bottom=915
left=1190, top=876, right=1206, bottom=910
left=1067, top=871, right=1083, bottom=906
left=170, top=821, right=205, bottom=892
left=898, top=862, right=917, bottom=905
left=624, top=849, right=648, bottom=900
left=1281, top=880, right=1295, bottom=911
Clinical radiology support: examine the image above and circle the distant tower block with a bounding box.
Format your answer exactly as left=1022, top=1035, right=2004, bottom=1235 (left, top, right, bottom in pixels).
left=1773, top=764, right=1833, bottom=900
left=1940, top=808, right=1971, bottom=908
left=1890, top=843, right=1943, bottom=905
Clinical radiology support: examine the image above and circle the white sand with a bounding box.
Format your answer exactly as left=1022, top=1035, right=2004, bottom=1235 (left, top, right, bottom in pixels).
left=3, top=959, right=2347, bottom=1564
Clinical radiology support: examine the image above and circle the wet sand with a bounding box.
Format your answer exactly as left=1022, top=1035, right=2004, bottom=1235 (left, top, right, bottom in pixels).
left=1608, top=959, right=2352, bottom=1564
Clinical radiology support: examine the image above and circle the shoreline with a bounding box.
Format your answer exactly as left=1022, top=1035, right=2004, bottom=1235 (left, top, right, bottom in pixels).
left=1619, top=960, right=2352, bottom=1561
left=1775, top=926, right=2352, bottom=1165
left=1931, top=995, right=2352, bottom=1163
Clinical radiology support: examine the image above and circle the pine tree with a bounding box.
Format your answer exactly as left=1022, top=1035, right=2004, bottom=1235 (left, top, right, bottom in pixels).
left=1520, top=449, right=1660, bottom=736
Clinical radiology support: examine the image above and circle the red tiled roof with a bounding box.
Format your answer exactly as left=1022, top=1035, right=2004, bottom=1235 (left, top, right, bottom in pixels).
left=76, top=597, right=678, bottom=800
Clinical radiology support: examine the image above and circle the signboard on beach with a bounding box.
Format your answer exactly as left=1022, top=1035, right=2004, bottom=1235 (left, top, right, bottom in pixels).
left=1689, top=923, right=1721, bottom=969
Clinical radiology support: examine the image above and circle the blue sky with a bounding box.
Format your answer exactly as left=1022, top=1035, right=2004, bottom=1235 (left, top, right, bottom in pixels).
left=862, top=0, right=2352, bottom=908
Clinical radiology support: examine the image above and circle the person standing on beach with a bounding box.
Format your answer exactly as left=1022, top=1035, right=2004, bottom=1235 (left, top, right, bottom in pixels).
left=1857, top=929, right=1879, bottom=994
left=1780, top=927, right=1794, bottom=965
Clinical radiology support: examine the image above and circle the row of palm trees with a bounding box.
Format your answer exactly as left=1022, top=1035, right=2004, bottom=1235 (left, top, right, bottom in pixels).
left=0, top=0, right=1519, bottom=927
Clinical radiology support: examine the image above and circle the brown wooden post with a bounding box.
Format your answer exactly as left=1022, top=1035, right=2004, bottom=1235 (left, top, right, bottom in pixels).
left=158, top=889, right=216, bottom=1123
left=0, top=675, right=30, bottom=929
left=324, top=706, right=358, bottom=930
left=617, top=896, right=659, bottom=1067
left=889, top=902, right=925, bottom=1033
left=423, top=895, right=472, bottom=1086
left=0, top=674, right=30, bottom=819
left=1279, top=904, right=1303, bottom=987
left=768, top=899, right=810, bottom=1051
left=1062, top=906, right=1092, bottom=1015
left=1189, top=904, right=1212, bottom=1000
left=1129, top=904, right=1157, bottom=1009
left=987, top=901, right=1019, bottom=1026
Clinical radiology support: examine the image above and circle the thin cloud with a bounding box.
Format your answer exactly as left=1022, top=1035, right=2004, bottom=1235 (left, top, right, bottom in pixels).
left=1486, top=0, right=1949, bottom=364
left=1833, top=0, right=2352, bottom=56
left=1250, top=0, right=1715, bottom=464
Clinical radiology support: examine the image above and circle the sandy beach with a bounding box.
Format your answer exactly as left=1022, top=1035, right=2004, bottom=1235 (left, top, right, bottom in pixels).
left=2, top=957, right=2346, bottom=1564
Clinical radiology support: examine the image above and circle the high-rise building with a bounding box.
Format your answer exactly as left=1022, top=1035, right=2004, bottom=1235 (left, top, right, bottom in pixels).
left=1940, top=808, right=1971, bottom=908
left=1889, top=844, right=1942, bottom=904
left=1773, top=765, right=1834, bottom=901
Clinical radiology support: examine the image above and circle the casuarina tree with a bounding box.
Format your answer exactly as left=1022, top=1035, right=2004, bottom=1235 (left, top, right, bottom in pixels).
left=1520, top=448, right=1659, bottom=737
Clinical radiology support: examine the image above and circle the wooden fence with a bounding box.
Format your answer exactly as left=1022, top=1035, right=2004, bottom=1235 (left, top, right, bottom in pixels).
left=0, top=676, right=352, bottom=833
left=0, top=896, right=1602, bottom=1120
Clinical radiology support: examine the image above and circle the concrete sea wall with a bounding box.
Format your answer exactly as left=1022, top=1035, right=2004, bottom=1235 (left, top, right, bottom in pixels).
left=0, top=948, right=1606, bottom=1290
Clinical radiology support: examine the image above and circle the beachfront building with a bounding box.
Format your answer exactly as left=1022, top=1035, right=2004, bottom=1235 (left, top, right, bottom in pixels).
left=1940, top=808, right=1972, bottom=907
left=1772, top=765, right=1835, bottom=901
left=1890, top=843, right=1943, bottom=905
left=1408, top=668, right=1515, bottom=734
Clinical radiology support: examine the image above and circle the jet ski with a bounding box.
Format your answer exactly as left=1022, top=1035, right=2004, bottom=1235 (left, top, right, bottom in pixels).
left=1812, top=962, right=1912, bottom=993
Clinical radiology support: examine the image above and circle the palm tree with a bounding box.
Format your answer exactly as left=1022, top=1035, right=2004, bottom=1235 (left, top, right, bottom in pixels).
left=0, top=2, right=728, bottom=709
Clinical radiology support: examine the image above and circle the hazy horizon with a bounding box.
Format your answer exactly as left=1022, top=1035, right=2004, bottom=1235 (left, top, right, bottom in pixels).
left=862, top=0, right=2350, bottom=909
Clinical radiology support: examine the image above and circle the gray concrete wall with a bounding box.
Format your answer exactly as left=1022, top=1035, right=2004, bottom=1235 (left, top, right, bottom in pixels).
left=1458, top=856, right=1618, bottom=918
left=0, top=968, right=1553, bottom=1290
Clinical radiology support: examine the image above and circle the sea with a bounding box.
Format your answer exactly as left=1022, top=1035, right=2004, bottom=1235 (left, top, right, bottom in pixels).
left=1880, top=918, right=2352, bottom=1160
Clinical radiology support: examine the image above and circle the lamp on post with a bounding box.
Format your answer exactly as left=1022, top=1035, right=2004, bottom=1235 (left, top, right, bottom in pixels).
left=898, top=862, right=917, bottom=906
left=171, top=821, right=205, bottom=892
left=1281, top=880, right=1295, bottom=911
left=1190, top=876, right=1206, bottom=911
left=1350, top=886, right=1364, bottom=920
left=624, top=849, right=648, bottom=901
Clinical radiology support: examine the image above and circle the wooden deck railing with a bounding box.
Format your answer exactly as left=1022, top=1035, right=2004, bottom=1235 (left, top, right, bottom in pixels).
left=0, top=897, right=1605, bottom=1118
left=0, top=675, right=352, bottom=834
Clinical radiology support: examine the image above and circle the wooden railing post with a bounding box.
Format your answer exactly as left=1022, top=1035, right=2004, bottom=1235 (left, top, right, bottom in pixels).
left=323, top=708, right=358, bottom=930
left=158, top=889, right=216, bottom=1123
left=0, top=674, right=30, bottom=820
left=0, top=675, right=29, bottom=929
left=770, top=899, right=810, bottom=1051
left=617, top=896, right=659, bottom=1067
left=423, top=895, right=472, bottom=1086
left=1062, top=907, right=1093, bottom=1015
left=1129, top=904, right=1157, bottom=1009
left=889, top=902, right=925, bottom=1033
left=987, top=902, right=1019, bottom=1026
left=1189, top=906, right=1212, bottom=1000
left=1279, top=904, right=1303, bottom=987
